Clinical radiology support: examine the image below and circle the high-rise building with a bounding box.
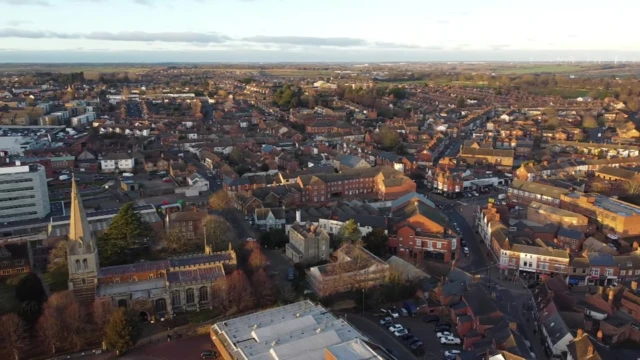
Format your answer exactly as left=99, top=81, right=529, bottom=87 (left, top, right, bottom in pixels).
left=0, top=164, right=50, bottom=223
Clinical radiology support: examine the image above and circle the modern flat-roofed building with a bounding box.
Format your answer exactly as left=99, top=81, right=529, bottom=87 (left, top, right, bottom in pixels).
left=210, top=300, right=383, bottom=360
left=0, top=164, right=50, bottom=223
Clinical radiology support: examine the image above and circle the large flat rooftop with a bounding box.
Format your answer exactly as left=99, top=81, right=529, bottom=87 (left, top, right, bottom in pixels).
left=212, top=300, right=370, bottom=360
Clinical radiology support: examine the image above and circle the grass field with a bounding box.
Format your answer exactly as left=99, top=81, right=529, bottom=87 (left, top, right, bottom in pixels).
left=494, top=64, right=585, bottom=74
left=0, top=275, right=25, bottom=315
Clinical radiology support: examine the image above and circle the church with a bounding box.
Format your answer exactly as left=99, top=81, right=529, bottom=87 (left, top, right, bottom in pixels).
left=66, top=178, right=236, bottom=321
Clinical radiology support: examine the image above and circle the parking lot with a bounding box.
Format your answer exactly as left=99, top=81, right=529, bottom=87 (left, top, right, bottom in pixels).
left=345, top=308, right=463, bottom=360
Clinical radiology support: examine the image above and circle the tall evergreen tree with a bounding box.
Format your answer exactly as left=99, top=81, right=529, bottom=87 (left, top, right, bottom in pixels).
left=103, top=308, right=140, bottom=355
left=98, top=202, right=150, bottom=265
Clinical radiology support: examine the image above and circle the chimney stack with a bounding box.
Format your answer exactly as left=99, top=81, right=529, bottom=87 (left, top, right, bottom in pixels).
left=597, top=330, right=603, bottom=342
left=608, top=289, right=615, bottom=304
left=634, top=241, right=639, bottom=251
left=587, top=345, right=594, bottom=357
left=632, top=281, right=638, bottom=292
left=577, top=329, right=584, bottom=338
left=296, top=209, right=302, bottom=223
left=598, top=286, right=604, bottom=295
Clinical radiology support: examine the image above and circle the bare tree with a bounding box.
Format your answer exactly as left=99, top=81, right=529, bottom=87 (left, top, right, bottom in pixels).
left=37, top=291, right=78, bottom=354
left=226, top=270, right=254, bottom=312
left=92, top=300, right=113, bottom=335
left=248, top=248, right=269, bottom=273
left=208, top=190, right=233, bottom=212
left=251, top=269, right=276, bottom=307
left=278, top=283, right=297, bottom=303
left=0, top=313, right=29, bottom=360
left=65, top=299, right=86, bottom=351
left=47, top=240, right=68, bottom=273
left=164, top=229, right=197, bottom=253
left=203, top=215, right=234, bottom=251
left=625, top=180, right=640, bottom=196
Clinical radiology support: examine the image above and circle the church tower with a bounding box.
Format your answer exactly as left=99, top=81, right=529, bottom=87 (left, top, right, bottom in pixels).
left=67, top=176, right=99, bottom=304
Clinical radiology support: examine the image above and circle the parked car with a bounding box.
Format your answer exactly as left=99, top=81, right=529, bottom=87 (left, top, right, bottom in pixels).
left=409, top=340, right=423, bottom=349
left=440, top=336, right=461, bottom=345
left=463, top=247, right=469, bottom=255
left=401, top=333, right=415, bottom=341
left=436, top=331, right=453, bottom=338
left=393, top=328, right=408, bottom=337
left=435, top=325, right=451, bottom=333
left=388, top=324, right=404, bottom=332
left=399, top=308, right=409, bottom=316
left=388, top=308, right=400, bottom=318
left=422, top=315, right=439, bottom=323
left=380, top=317, right=393, bottom=325
left=445, top=350, right=461, bottom=359
left=201, top=350, right=217, bottom=359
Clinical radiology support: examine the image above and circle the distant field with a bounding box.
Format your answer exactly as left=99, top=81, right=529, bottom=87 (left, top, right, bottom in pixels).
left=494, top=65, right=585, bottom=74
left=0, top=64, right=153, bottom=73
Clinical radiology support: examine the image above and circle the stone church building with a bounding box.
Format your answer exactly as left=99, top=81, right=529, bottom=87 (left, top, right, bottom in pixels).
left=66, top=178, right=236, bottom=321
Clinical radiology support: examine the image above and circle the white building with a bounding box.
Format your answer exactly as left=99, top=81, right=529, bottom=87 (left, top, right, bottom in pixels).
left=0, top=164, right=50, bottom=222
left=210, top=300, right=380, bottom=360
left=71, top=112, right=96, bottom=127
left=100, top=153, right=134, bottom=173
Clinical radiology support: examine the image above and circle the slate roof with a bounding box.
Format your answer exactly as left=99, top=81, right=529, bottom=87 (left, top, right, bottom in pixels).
left=463, top=283, right=499, bottom=317
left=557, top=227, right=584, bottom=240
left=587, top=253, right=617, bottom=267
left=167, top=263, right=225, bottom=285
left=338, top=154, right=367, bottom=168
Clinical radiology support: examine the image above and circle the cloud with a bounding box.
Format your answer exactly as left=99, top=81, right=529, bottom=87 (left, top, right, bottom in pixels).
left=436, top=20, right=450, bottom=25
left=0, top=28, right=230, bottom=43
left=242, top=35, right=368, bottom=47
left=0, top=28, right=437, bottom=50
left=5, top=20, right=32, bottom=26
left=490, top=44, right=511, bottom=51
left=0, top=0, right=50, bottom=6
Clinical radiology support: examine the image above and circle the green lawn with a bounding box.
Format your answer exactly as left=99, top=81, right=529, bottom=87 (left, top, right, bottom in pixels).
left=186, top=308, right=220, bottom=324
left=0, top=276, right=24, bottom=315
left=495, top=65, right=585, bottom=74
left=43, top=271, right=69, bottom=292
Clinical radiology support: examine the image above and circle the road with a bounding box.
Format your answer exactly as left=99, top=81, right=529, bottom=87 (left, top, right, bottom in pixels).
left=444, top=204, right=489, bottom=272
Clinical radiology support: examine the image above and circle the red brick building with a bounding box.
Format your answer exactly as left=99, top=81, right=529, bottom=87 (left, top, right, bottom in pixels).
left=388, top=196, right=458, bottom=262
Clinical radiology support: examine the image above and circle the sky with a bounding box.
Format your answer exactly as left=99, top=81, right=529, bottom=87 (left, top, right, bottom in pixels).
left=0, top=0, right=639, bottom=63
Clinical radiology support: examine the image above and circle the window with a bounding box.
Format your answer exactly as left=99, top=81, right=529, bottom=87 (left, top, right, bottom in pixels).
left=83, top=259, right=89, bottom=270
left=117, top=299, right=127, bottom=308
left=199, top=286, right=208, bottom=302
left=186, top=288, right=195, bottom=304
left=130, top=276, right=137, bottom=282
left=75, top=259, right=81, bottom=271
left=155, top=298, right=167, bottom=313
left=114, top=278, right=120, bottom=284
left=148, top=274, right=154, bottom=280
left=1, top=269, right=11, bottom=275
left=590, top=268, right=600, bottom=277
left=621, top=270, right=627, bottom=276
left=171, top=291, right=181, bottom=306
left=606, top=268, right=614, bottom=277
left=0, top=261, right=8, bottom=267
left=14, top=260, right=24, bottom=265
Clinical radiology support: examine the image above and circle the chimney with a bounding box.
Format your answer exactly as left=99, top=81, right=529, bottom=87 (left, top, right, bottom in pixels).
left=587, top=345, right=594, bottom=358
left=608, top=289, right=615, bottom=304
left=597, top=330, right=603, bottom=342
left=598, top=286, right=604, bottom=295
left=296, top=209, right=302, bottom=223
left=632, top=281, right=638, bottom=291
left=509, top=322, right=518, bottom=332
left=634, top=241, right=639, bottom=251
left=577, top=329, right=584, bottom=338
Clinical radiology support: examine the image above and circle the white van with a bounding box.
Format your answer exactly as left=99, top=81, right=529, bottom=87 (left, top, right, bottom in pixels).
left=122, top=173, right=134, bottom=177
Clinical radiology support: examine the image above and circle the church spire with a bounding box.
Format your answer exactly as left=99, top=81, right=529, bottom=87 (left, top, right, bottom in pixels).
left=68, top=176, right=94, bottom=253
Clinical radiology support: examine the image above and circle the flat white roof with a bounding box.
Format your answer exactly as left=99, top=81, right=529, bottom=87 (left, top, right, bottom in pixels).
left=326, top=339, right=382, bottom=360
left=212, top=301, right=368, bottom=360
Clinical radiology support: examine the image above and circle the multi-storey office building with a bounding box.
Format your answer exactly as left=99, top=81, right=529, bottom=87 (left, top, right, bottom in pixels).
left=0, top=164, right=50, bottom=223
